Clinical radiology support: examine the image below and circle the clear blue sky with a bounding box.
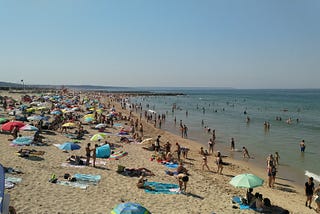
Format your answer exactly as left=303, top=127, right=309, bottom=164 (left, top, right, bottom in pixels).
left=0, top=0, right=319, bottom=89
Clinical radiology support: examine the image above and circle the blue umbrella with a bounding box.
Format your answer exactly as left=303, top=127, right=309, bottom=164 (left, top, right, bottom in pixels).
left=27, top=115, right=46, bottom=121
left=12, top=136, right=33, bottom=146
left=59, top=142, right=81, bottom=151
left=111, top=202, right=151, bottom=214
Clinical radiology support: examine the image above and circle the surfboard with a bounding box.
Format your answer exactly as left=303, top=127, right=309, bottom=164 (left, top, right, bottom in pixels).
left=0, top=164, right=5, bottom=213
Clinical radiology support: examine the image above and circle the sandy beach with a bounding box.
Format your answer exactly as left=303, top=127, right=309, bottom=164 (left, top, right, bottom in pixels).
left=0, top=90, right=316, bottom=214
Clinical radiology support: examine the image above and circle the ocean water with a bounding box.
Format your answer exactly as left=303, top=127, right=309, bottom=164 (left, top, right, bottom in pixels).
left=129, top=89, right=320, bottom=185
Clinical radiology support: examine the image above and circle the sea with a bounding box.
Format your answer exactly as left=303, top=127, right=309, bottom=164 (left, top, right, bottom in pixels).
left=127, top=88, right=320, bottom=186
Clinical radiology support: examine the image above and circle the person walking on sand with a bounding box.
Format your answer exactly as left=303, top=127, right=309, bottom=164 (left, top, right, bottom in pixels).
left=305, top=177, right=315, bottom=209
left=216, top=151, right=223, bottom=175
left=91, top=144, right=98, bottom=167
left=300, top=140, right=306, bottom=152
left=85, top=143, right=91, bottom=166
left=155, top=135, right=161, bottom=152
left=230, top=137, right=235, bottom=151
left=202, top=155, right=210, bottom=171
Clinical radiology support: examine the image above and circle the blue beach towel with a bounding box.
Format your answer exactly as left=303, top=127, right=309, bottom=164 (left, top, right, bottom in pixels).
left=164, top=162, right=178, bottom=169
left=144, top=182, right=180, bottom=194
left=74, top=174, right=101, bottom=183
left=232, top=196, right=257, bottom=210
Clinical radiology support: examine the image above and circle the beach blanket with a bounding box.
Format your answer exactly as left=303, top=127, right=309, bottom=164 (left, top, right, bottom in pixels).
left=109, top=151, right=128, bottom=160
left=56, top=180, right=88, bottom=189
left=5, top=176, right=22, bottom=184
left=232, top=196, right=257, bottom=210
left=144, top=182, right=180, bottom=194
left=74, top=174, right=101, bottom=183
left=164, top=162, right=178, bottom=169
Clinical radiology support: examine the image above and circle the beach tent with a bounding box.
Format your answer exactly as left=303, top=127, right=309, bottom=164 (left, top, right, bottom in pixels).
left=96, top=144, right=110, bottom=158
left=111, top=202, right=151, bottom=214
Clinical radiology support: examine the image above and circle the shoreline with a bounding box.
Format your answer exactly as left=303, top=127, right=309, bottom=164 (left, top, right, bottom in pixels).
left=0, top=89, right=314, bottom=213
left=127, top=98, right=307, bottom=193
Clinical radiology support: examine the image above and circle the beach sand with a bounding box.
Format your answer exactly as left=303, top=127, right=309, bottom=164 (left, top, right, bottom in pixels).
left=0, top=90, right=315, bottom=214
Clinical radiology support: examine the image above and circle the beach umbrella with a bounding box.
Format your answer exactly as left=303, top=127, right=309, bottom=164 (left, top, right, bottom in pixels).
left=50, top=110, right=62, bottom=115
left=62, top=122, right=76, bottom=128
left=36, top=106, right=48, bottom=111
left=229, top=173, right=264, bottom=189
left=84, top=117, right=94, bottom=123
left=27, top=115, right=46, bottom=121
left=111, top=202, right=151, bottom=214
left=58, top=142, right=81, bottom=151
left=20, top=124, right=39, bottom=131
left=0, top=118, right=8, bottom=124
left=305, top=170, right=320, bottom=182
left=26, top=108, right=36, bottom=113
left=84, top=114, right=94, bottom=119
left=90, top=133, right=107, bottom=141
left=12, top=136, right=33, bottom=146
left=1, top=121, right=25, bottom=132
left=95, top=123, right=106, bottom=129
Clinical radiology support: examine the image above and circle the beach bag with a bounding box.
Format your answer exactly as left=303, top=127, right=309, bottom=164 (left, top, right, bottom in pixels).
left=263, top=198, right=271, bottom=207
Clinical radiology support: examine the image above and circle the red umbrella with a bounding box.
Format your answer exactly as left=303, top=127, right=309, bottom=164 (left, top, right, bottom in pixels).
left=1, top=121, right=25, bottom=132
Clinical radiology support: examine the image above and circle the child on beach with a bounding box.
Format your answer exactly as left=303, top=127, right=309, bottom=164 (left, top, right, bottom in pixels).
left=242, top=146, right=250, bottom=159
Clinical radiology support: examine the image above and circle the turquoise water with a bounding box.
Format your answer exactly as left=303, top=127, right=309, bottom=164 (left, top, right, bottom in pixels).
left=129, top=89, right=320, bottom=184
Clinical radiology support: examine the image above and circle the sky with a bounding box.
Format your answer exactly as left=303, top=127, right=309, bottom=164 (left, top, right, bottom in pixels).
left=0, top=0, right=319, bottom=89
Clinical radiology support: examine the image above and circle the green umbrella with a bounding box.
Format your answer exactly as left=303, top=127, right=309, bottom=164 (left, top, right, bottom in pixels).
left=229, top=173, right=264, bottom=188
left=0, top=118, right=8, bottom=124
left=90, top=133, right=107, bottom=141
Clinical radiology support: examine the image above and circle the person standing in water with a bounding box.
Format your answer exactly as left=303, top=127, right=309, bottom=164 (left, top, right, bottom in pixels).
left=300, top=140, right=306, bottom=152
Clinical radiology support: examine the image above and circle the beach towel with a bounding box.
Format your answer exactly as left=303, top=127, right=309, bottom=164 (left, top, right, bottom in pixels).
left=164, top=162, right=178, bottom=169
left=56, top=180, right=88, bottom=189
left=144, top=182, right=180, bottom=194
left=109, top=151, right=128, bottom=160
left=74, top=174, right=101, bottom=183
left=232, top=196, right=257, bottom=210
left=5, top=176, right=22, bottom=184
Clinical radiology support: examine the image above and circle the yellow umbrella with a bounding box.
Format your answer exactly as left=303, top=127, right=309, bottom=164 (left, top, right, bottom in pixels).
left=84, top=114, right=94, bottom=118
left=62, top=122, right=76, bottom=127
left=26, top=108, right=35, bottom=113
left=96, top=109, right=104, bottom=113
left=37, top=106, right=48, bottom=111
